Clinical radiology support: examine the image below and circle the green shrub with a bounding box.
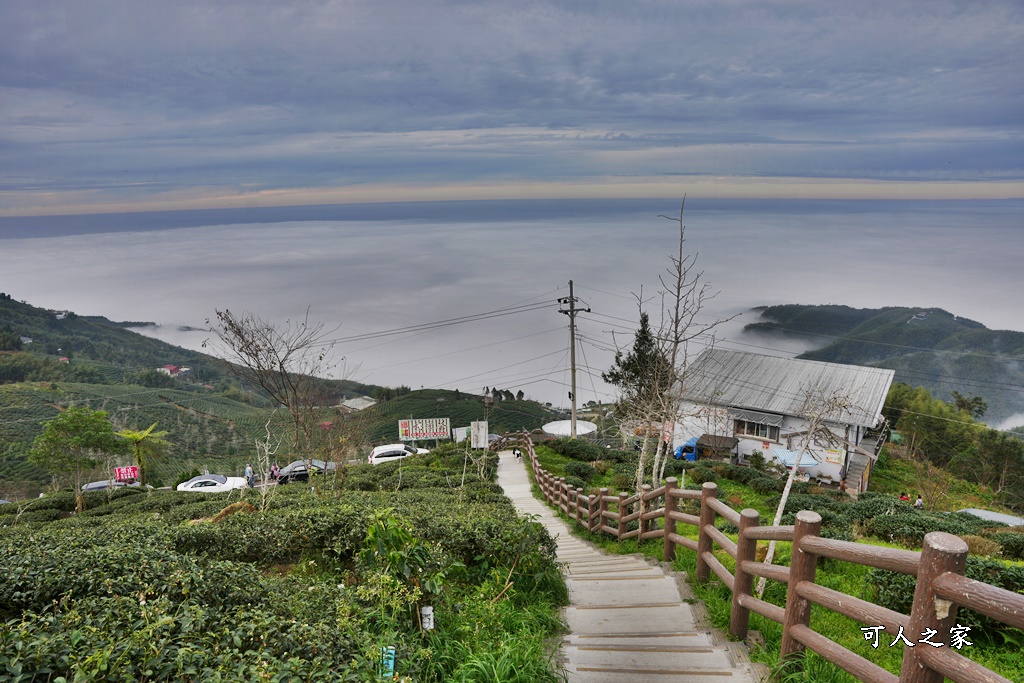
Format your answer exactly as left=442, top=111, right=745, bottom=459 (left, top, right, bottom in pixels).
left=988, top=531, right=1024, bottom=560
left=850, top=494, right=914, bottom=522
left=720, top=464, right=758, bottom=484
left=961, top=534, right=1000, bottom=556
left=564, top=461, right=596, bottom=482
left=748, top=475, right=784, bottom=495
left=691, top=466, right=718, bottom=483
left=564, top=475, right=587, bottom=491
left=546, top=438, right=606, bottom=462
left=869, top=557, right=1024, bottom=643
left=861, top=511, right=995, bottom=548
left=610, top=473, right=633, bottom=491
left=661, top=458, right=687, bottom=477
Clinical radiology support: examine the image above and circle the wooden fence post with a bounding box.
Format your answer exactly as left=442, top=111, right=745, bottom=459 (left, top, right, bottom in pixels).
left=730, top=507, right=760, bottom=641
left=559, top=478, right=567, bottom=513
left=694, top=482, right=718, bottom=583
left=663, top=477, right=678, bottom=563
left=640, top=484, right=652, bottom=535
left=780, top=510, right=822, bottom=662
left=899, top=532, right=969, bottom=683
left=598, top=488, right=609, bottom=535
left=617, top=491, right=628, bottom=540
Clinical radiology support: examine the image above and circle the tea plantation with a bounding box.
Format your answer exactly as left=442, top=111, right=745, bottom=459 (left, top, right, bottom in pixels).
left=0, top=445, right=568, bottom=682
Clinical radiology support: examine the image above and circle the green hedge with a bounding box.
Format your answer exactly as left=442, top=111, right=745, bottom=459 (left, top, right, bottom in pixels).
left=989, top=530, right=1024, bottom=559
left=869, top=557, right=1024, bottom=642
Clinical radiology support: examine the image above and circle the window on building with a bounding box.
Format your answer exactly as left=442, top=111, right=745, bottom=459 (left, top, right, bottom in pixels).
left=734, top=420, right=779, bottom=442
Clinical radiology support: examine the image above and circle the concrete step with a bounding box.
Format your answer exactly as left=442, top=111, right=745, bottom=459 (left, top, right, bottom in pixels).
left=565, top=603, right=700, bottom=635
left=567, top=577, right=682, bottom=606
left=563, top=642, right=739, bottom=671
left=565, top=568, right=665, bottom=579
left=564, top=631, right=718, bottom=648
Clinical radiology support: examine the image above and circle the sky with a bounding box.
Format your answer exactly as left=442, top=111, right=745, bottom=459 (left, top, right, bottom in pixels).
left=1, top=1, right=1022, bottom=217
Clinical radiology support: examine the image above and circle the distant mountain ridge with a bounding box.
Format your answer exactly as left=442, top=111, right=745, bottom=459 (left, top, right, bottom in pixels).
left=744, top=304, right=1024, bottom=424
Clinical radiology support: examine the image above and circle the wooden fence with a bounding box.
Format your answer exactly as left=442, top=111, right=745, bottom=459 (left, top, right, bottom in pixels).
left=508, top=433, right=1024, bottom=683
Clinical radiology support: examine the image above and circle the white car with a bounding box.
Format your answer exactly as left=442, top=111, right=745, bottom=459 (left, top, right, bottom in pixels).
left=368, top=443, right=428, bottom=465
left=176, top=474, right=248, bottom=493
left=82, top=480, right=141, bottom=492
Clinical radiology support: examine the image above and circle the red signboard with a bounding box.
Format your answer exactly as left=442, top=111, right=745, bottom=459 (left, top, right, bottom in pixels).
left=114, top=465, right=139, bottom=481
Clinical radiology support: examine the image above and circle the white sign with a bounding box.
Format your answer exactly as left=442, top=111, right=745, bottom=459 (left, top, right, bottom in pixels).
left=471, top=421, right=489, bottom=449
left=399, top=418, right=451, bottom=441
left=452, top=426, right=470, bottom=443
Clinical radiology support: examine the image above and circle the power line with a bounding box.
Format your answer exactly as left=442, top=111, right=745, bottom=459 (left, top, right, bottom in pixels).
left=317, top=301, right=558, bottom=346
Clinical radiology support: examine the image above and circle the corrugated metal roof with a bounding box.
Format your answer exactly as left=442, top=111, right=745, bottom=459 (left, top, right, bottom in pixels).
left=340, top=396, right=377, bottom=411
left=678, top=349, right=894, bottom=428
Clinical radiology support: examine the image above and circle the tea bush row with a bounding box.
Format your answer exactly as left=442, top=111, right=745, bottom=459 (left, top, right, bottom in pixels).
left=869, top=557, right=1024, bottom=642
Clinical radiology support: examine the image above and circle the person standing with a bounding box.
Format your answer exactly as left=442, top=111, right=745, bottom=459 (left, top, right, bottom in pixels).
left=914, top=494, right=924, bottom=510
left=270, top=463, right=279, bottom=481
left=245, top=463, right=255, bottom=488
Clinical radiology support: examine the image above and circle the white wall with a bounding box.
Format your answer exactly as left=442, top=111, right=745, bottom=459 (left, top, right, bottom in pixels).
left=673, top=402, right=852, bottom=481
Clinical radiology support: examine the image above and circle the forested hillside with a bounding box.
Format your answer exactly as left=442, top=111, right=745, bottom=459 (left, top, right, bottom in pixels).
left=0, top=296, right=558, bottom=496
left=744, top=304, right=1024, bottom=424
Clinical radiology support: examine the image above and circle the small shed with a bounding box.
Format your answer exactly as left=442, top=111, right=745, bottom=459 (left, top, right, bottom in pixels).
left=696, top=434, right=738, bottom=460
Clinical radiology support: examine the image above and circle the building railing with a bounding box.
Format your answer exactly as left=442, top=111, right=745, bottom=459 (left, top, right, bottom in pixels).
left=507, top=433, right=1024, bottom=683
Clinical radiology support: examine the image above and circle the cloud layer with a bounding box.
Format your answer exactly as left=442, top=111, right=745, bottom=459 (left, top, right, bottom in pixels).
left=1, top=1, right=1022, bottom=214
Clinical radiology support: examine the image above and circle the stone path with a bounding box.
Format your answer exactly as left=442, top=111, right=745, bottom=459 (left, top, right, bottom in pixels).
left=497, top=451, right=764, bottom=683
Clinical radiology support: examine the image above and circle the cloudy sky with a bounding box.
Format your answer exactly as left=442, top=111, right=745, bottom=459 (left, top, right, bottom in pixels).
left=2, top=0, right=1022, bottom=217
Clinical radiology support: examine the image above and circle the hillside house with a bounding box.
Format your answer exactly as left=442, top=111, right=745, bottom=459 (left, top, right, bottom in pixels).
left=335, top=396, right=377, bottom=413
left=673, top=349, right=894, bottom=493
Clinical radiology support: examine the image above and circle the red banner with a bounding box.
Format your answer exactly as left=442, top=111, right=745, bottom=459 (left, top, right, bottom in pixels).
left=114, top=465, right=139, bottom=481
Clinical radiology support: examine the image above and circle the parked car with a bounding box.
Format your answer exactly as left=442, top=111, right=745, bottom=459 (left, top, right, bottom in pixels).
left=276, top=459, right=337, bottom=485
left=81, top=480, right=144, bottom=492
left=176, top=474, right=248, bottom=493
left=368, top=443, right=428, bottom=465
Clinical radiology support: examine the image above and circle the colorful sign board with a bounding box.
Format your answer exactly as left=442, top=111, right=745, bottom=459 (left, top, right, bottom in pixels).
left=399, top=418, right=451, bottom=441
left=114, top=465, right=139, bottom=481
left=825, top=449, right=843, bottom=465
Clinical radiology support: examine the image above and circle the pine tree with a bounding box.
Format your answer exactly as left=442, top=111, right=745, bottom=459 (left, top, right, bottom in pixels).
left=602, top=312, right=670, bottom=416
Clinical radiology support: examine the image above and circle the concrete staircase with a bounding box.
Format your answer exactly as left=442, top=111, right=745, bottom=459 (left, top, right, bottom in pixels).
left=497, top=451, right=766, bottom=683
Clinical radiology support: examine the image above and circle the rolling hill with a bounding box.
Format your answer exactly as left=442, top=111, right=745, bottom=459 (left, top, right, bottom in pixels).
left=743, top=304, right=1024, bottom=424
left=0, top=295, right=558, bottom=496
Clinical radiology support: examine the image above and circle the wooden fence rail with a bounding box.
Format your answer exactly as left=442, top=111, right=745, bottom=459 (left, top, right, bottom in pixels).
left=505, top=433, right=1024, bottom=683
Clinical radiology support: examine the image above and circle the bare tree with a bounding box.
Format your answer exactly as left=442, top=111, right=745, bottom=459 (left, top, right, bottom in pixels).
left=253, top=415, right=281, bottom=511
left=755, top=386, right=854, bottom=598
left=606, top=198, right=734, bottom=490
left=204, top=308, right=346, bottom=460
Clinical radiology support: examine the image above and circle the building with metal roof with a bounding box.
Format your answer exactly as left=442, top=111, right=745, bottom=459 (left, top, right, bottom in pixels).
left=673, top=349, right=895, bottom=493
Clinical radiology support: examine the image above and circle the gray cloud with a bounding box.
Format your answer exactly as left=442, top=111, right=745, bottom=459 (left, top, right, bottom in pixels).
left=0, top=1, right=1021, bottom=212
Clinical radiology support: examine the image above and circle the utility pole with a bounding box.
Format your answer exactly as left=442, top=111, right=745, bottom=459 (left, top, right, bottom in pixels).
left=559, top=280, right=590, bottom=438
